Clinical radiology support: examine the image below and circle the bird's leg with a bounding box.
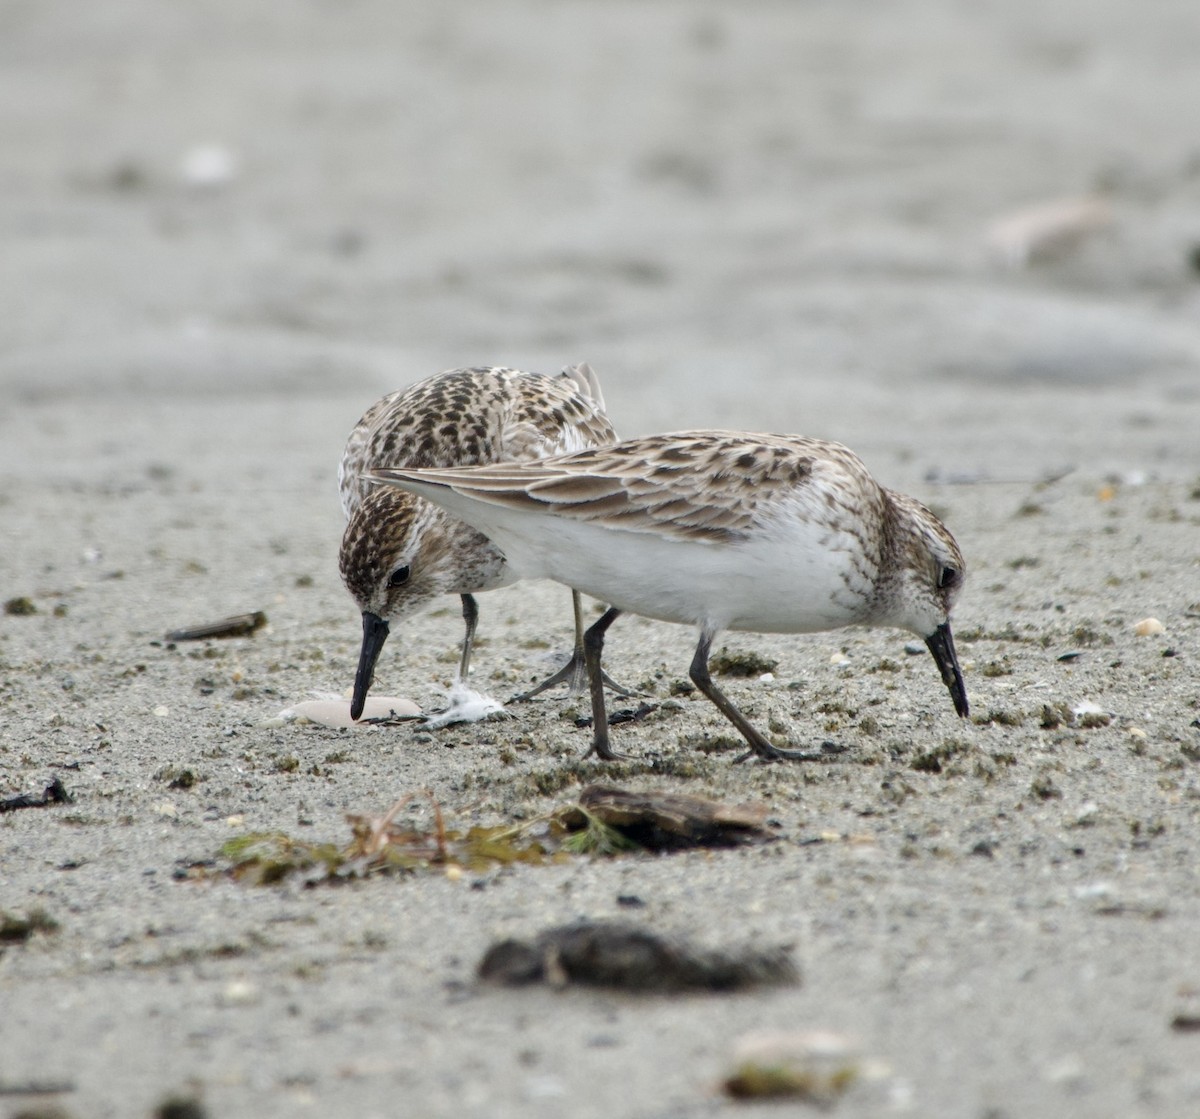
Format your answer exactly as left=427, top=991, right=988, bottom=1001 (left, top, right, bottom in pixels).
left=511, top=591, right=638, bottom=702
left=456, top=593, right=479, bottom=684
left=575, top=592, right=638, bottom=696
left=582, top=607, right=629, bottom=761
left=688, top=630, right=829, bottom=763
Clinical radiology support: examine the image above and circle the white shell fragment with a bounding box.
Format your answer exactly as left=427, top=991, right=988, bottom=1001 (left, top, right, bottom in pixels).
left=985, top=195, right=1113, bottom=267
left=1133, top=617, right=1165, bottom=636
left=265, top=687, right=503, bottom=730
left=273, top=695, right=421, bottom=729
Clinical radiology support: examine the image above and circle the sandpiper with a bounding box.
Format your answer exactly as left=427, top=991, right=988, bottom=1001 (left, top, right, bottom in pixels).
left=339, top=364, right=630, bottom=720
left=366, top=430, right=968, bottom=760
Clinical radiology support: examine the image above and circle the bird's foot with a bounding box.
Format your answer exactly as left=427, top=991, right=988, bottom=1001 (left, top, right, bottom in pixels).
left=583, top=738, right=634, bottom=763
left=733, top=740, right=847, bottom=764
left=510, top=650, right=638, bottom=704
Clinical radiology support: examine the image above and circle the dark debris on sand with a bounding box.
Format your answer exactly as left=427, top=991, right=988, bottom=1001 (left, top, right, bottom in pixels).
left=477, top=920, right=798, bottom=993
left=565, top=783, right=775, bottom=851
left=0, top=777, right=72, bottom=814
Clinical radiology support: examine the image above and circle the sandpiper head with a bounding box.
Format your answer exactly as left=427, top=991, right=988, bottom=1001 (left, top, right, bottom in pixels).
left=881, top=493, right=969, bottom=719
left=339, top=489, right=461, bottom=720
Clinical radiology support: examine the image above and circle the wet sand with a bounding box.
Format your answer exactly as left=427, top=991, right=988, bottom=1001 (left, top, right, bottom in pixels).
left=3, top=2, right=1200, bottom=1116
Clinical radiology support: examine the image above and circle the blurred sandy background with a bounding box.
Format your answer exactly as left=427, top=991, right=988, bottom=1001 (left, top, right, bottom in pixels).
left=2, top=2, right=1199, bottom=1116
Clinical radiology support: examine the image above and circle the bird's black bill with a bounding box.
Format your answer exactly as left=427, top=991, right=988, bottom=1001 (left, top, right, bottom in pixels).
left=350, top=611, right=390, bottom=721
left=925, top=622, right=969, bottom=718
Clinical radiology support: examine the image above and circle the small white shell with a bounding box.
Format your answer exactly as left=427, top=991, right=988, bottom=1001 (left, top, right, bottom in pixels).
left=985, top=195, right=1113, bottom=267
left=277, top=696, right=421, bottom=729
left=1133, top=617, right=1165, bottom=636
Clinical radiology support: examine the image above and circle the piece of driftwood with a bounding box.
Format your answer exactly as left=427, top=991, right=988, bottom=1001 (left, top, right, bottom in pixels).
left=165, top=611, right=267, bottom=641
left=567, top=783, right=772, bottom=850
left=0, top=777, right=72, bottom=814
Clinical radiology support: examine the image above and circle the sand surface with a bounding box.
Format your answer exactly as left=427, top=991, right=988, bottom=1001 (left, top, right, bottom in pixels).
left=3, top=1, right=1200, bottom=1116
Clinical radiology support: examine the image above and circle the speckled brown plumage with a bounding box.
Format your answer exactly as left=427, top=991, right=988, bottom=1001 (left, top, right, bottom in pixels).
left=339, top=365, right=615, bottom=518
left=366, top=429, right=969, bottom=761
left=338, top=364, right=621, bottom=720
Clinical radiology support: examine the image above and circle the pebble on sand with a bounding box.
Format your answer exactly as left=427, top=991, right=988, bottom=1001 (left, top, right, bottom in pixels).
left=723, top=1029, right=865, bottom=1103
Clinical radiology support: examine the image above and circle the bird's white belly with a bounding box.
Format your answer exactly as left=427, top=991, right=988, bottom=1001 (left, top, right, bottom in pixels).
left=487, top=512, right=873, bottom=635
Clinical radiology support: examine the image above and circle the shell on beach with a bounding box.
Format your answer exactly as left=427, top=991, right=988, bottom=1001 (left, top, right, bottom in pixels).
left=985, top=195, right=1113, bottom=267
left=270, top=696, right=422, bottom=728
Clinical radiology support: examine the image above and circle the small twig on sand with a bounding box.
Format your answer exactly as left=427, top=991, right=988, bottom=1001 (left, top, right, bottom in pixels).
left=0, top=777, right=73, bottom=814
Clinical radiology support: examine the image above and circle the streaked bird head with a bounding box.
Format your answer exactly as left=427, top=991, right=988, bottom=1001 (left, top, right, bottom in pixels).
left=339, top=489, right=462, bottom=720
left=880, top=492, right=969, bottom=718
left=339, top=489, right=460, bottom=622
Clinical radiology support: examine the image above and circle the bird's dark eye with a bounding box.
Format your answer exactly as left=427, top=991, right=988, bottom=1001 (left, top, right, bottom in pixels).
left=388, top=565, right=411, bottom=588
left=937, top=565, right=958, bottom=590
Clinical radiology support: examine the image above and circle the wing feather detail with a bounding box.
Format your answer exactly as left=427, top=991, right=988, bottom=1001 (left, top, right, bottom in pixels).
left=339, top=366, right=618, bottom=518
left=368, top=431, right=877, bottom=547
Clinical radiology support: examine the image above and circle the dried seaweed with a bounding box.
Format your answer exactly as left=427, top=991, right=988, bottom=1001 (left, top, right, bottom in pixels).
left=343, top=794, right=556, bottom=875
left=722, top=1030, right=861, bottom=1103
left=0, top=908, right=60, bottom=943
left=724, top=1060, right=857, bottom=1102
left=219, top=793, right=556, bottom=885
left=217, top=833, right=345, bottom=886
left=216, top=785, right=774, bottom=887
left=557, top=808, right=642, bottom=856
